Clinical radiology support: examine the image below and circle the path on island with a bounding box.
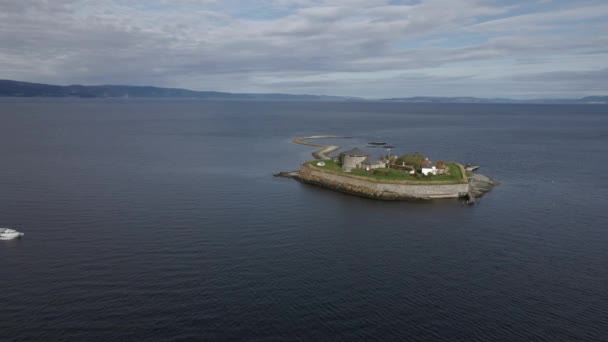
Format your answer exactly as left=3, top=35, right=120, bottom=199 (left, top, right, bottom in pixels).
left=292, top=135, right=351, bottom=160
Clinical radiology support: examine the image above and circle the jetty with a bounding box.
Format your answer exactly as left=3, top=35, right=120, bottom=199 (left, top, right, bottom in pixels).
left=292, top=135, right=351, bottom=160
left=465, top=164, right=480, bottom=172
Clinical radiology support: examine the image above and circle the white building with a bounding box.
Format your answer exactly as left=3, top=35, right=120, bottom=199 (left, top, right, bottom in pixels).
left=421, top=163, right=437, bottom=176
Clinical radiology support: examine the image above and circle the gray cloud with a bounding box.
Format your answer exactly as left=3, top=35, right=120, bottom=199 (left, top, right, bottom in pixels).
left=506, top=68, right=608, bottom=94
left=0, top=0, right=607, bottom=97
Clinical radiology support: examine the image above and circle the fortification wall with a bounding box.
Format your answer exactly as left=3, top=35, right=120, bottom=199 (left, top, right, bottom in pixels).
left=342, top=155, right=367, bottom=172
left=298, top=164, right=469, bottom=200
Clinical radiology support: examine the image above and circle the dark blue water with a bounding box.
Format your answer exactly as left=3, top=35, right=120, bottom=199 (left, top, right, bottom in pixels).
left=1, top=99, right=607, bottom=341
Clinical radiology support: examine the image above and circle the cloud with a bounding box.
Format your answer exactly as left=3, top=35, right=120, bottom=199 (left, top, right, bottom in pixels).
left=0, top=0, right=607, bottom=97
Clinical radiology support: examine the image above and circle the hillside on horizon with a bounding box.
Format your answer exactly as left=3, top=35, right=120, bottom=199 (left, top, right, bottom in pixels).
left=0, top=79, right=357, bottom=102
left=1, top=79, right=606, bottom=104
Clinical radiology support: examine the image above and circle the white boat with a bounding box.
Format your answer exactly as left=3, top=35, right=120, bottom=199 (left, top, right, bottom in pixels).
left=0, top=228, right=24, bottom=240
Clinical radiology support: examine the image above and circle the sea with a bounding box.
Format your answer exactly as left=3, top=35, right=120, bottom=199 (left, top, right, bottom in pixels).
left=1, top=99, right=607, bottom=341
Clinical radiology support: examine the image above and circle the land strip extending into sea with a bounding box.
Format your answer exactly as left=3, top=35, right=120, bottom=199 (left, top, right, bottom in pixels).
left=292, top=135, right=351, bottom=160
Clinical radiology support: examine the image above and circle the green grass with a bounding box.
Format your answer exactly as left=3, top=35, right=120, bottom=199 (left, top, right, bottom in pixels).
left=307, top=159, right=343, bottom=171
left=306, top=160, right=466, bottom=184
left=350, top=167, right=411, bottom=180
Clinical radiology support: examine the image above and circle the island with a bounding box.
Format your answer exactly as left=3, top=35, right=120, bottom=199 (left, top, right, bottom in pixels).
left=276, top=135, right=495, bottom=202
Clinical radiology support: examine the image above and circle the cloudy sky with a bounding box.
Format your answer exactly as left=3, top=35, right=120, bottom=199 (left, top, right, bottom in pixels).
left=1, top=0, right=607, bottom=98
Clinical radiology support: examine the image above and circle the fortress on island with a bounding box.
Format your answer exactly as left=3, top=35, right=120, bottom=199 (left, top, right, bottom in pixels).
left=277, top=136, right=495, bottom=202
left=339, top=148, right=385, bottom=172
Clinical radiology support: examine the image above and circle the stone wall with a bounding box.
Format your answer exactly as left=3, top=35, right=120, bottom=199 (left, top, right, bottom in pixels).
left=298, top=164, right=469, bottom=200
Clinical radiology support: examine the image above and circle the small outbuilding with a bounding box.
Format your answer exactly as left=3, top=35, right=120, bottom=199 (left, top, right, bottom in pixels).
left=361, top=157, right=386, bottom=171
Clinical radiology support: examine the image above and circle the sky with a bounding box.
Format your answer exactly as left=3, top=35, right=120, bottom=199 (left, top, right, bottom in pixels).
left=0, top=0, right=607, bottom=98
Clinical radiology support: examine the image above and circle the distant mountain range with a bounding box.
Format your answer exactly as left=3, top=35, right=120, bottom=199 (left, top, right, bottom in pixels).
left=0, top=79, right=355, bottom=101
left=1, top=79, right=606, bottom=104
left=381, top=96, right=608, bottom=104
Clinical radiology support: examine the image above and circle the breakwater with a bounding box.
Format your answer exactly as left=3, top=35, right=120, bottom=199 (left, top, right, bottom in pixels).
left=292, top=135, right=350, bottom=159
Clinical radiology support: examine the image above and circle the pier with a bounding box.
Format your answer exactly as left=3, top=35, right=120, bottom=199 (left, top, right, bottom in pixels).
left=292, top=135, right=351, bottom=159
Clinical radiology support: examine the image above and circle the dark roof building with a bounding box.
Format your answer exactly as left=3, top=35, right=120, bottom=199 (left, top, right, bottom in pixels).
left=361, top=156, right=384, bottom=165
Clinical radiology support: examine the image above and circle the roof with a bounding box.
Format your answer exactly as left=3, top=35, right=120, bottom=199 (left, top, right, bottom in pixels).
left=341, top=147, right=368, bottom=157
left=361, top=157, right=385, bottom=165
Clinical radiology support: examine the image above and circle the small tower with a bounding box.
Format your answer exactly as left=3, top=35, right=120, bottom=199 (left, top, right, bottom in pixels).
left=339, top=148, right=369, bottom=172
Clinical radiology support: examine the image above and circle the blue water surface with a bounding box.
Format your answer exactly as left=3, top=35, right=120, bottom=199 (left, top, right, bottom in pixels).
left=1, top=99, right=607, bottom=341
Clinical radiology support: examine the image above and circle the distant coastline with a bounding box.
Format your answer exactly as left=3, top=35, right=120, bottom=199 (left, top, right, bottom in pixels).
left=1, top=80, right=606, bottom=104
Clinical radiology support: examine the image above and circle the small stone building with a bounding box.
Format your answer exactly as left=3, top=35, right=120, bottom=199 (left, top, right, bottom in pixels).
left=361, top=157, right=386, bottom=171
left=339, top=148, right=369, bottom=172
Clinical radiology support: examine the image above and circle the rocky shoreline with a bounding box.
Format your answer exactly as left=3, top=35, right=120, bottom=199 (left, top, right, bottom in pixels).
left=468, top=173, right=497, bottom=200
